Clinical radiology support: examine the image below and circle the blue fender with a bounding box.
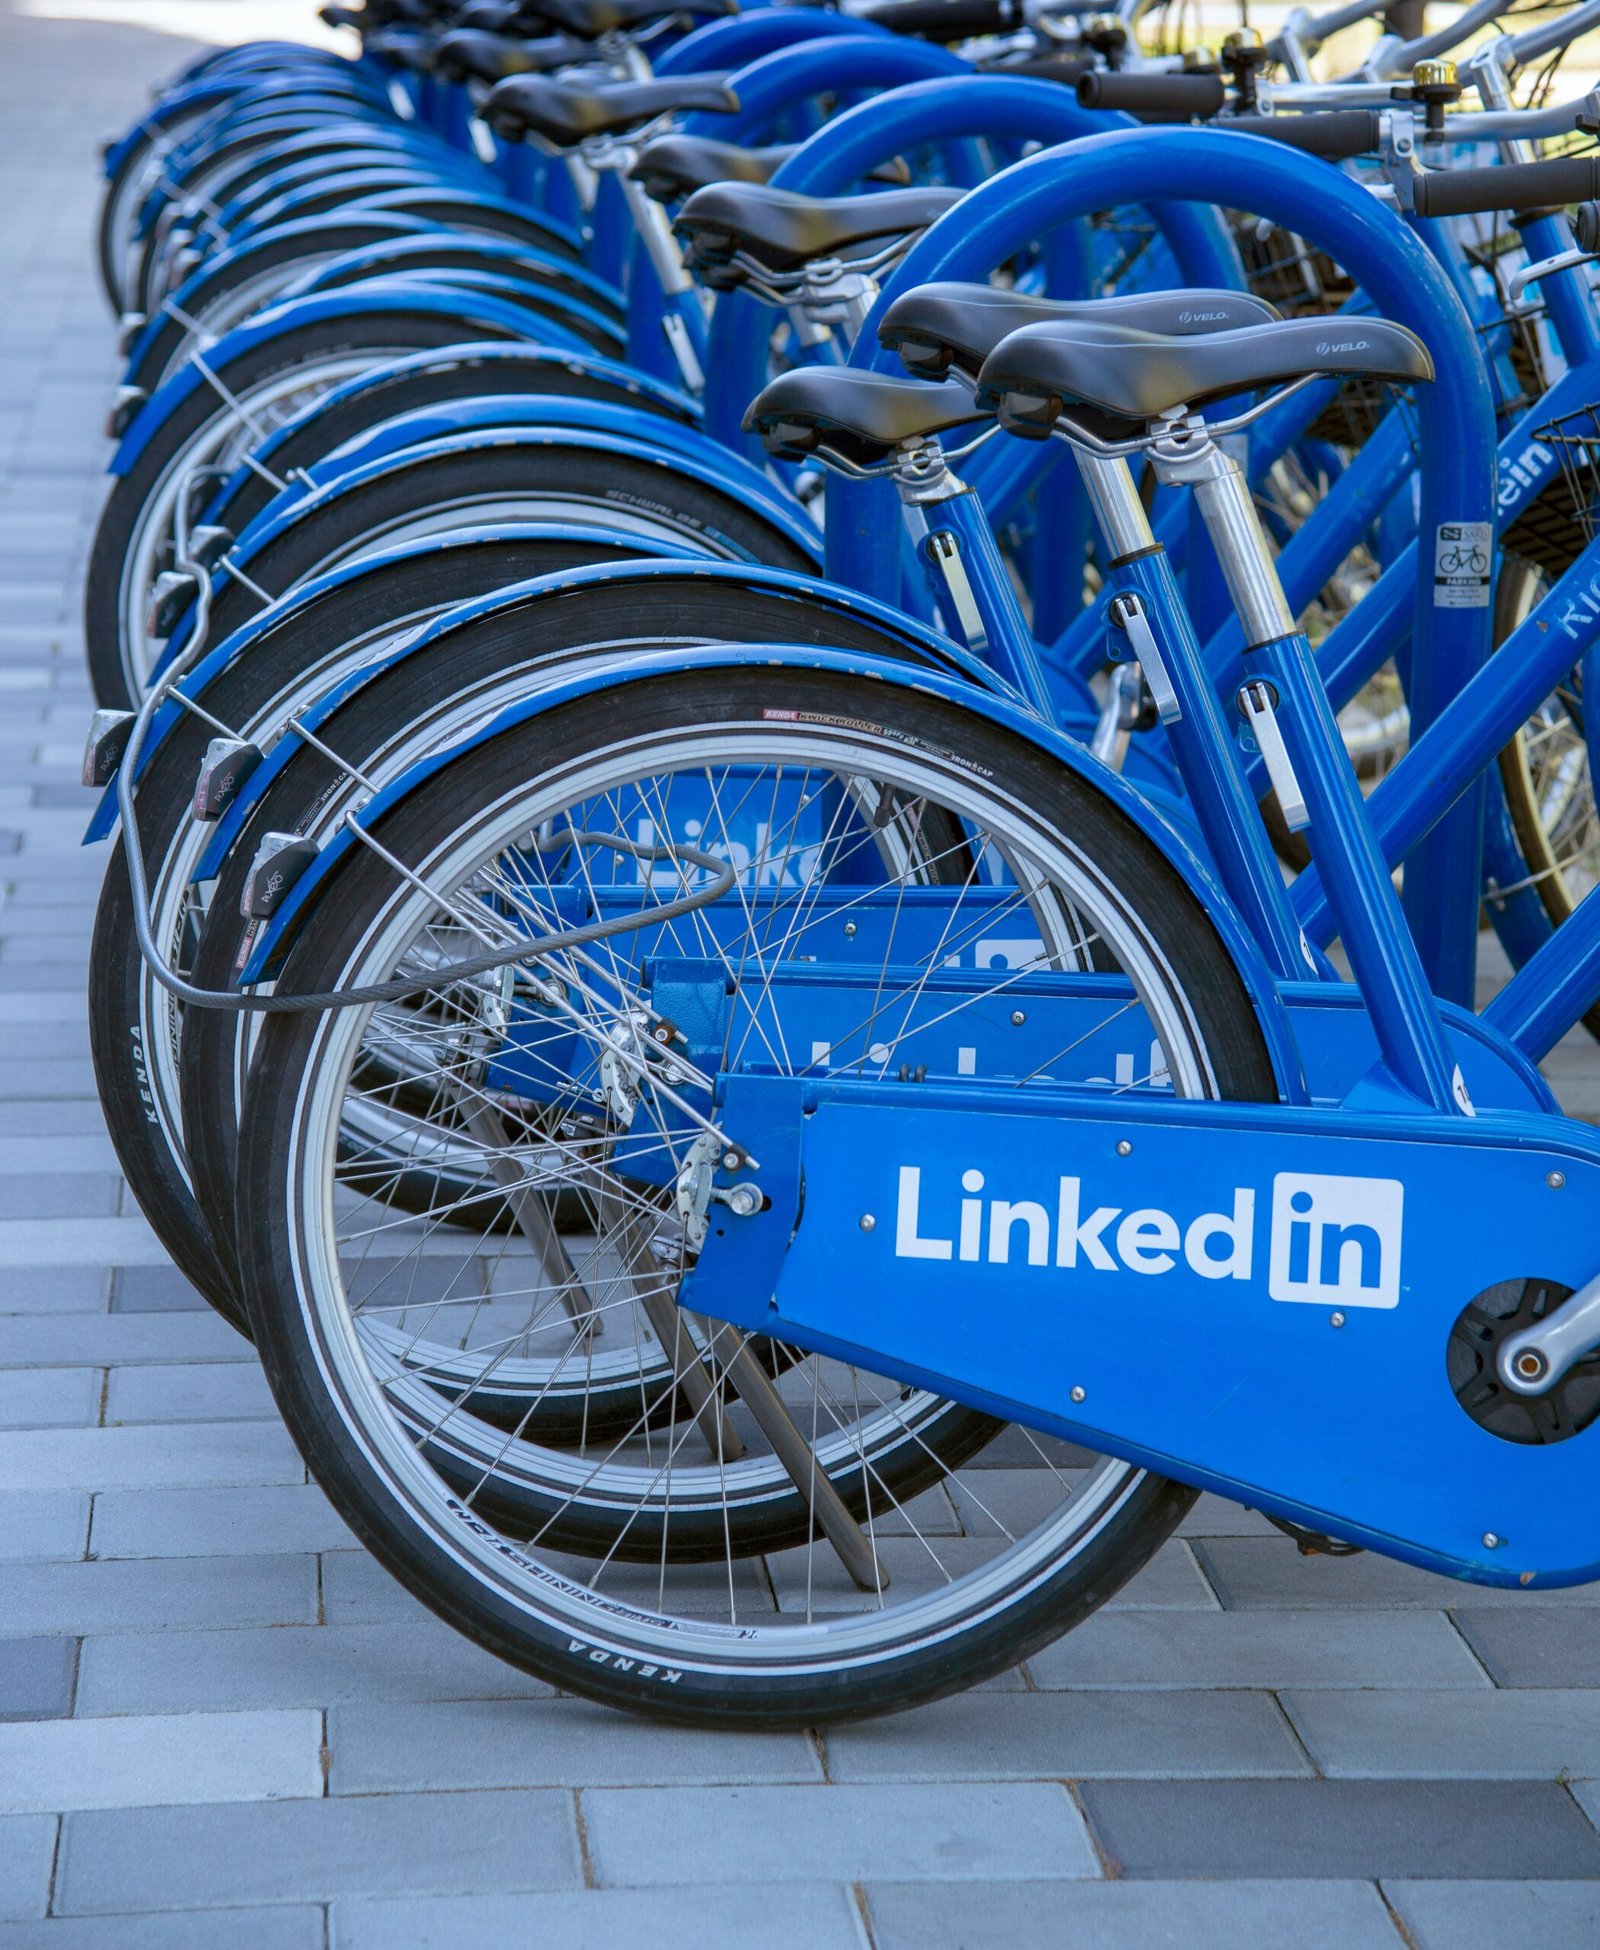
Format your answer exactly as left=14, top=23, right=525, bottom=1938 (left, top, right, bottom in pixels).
left=192, top=555, right=987, bottom=875
left=108, top=283, right=564, bottom=476
left=84, top=522, right=688, bottom=844
left=232, top=640, right=1307, bottom=1100
left=232, top=410, right=814, bottom=552
left=202, top=341, right=698, bottom=521
left=220, top=396, right=791, bottom=553
left=103, top=72, right=377, bottom=179
left=280, top=231, right=623, bottom=320
left=147, top=415, right=823, bottom=676
left=209, top=159, right=488, bottom=248
left=280, top=267, right=616, bottom=354
left=120, top=211, right=448, bottom=386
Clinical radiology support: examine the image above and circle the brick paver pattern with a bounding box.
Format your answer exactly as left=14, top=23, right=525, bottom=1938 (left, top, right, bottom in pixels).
left=1, top=3, right=1598, bottom=1944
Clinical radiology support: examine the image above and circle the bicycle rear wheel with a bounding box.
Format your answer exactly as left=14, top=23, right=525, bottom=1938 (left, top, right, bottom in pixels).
left=237, top=664, right=1277, bottom=1724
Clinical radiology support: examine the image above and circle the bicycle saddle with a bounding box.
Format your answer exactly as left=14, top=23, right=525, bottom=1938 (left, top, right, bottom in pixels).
left=880, top=283, right=1283, bottom=383
left=977, top=316, right=1434, bottom=441
left=433, top=27, right=586, bottom=83
left=483, top=73, right=738, bottom=145
left=521, top=0, right=737, bottom=38
left=630, top=133, right=910, bottom=205
left=743, top=368, right=984, bottom=467
left=675, top=184, right=964, bottom=282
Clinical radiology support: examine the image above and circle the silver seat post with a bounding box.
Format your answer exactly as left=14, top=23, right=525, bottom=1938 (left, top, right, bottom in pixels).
left=1147, top=416, right=1295, bottom=649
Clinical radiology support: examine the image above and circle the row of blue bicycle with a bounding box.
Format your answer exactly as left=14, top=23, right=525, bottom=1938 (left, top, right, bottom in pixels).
left=84, top=0, right=1600, bottom=1723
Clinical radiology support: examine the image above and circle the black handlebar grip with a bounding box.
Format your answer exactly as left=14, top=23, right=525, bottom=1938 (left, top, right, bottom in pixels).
left=858, top=0, right=1023, bottom=43
left=1224, top=110, right=1381, bottom=162
left=1412, top=154, right=1600, bottom=218
left=1577, top=201, right=1600, bottom=254
left=1074, top=71, right=1228, bottom=119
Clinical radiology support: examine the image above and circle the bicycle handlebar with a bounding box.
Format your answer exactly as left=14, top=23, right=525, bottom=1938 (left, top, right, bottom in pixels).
left=1281, top=0, right=1387, bottom=57
left=1413, top=153, right=1600, bottom=219
left=1481, top=0, right=1600, bottom=74
left=1226, top=108, right=1382, bottom=161
left=1366, top=0, right=1506, bottom=78
left=1075, top=70, right=1226, bottom=118
left=856, top=0, right=1024, bottom=41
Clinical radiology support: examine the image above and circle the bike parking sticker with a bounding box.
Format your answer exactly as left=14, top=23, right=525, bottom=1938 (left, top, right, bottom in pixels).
left=1433, top=522, right=1492, bottom=608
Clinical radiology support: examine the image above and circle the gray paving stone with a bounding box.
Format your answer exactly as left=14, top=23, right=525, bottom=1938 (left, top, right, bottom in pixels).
left=0, top=1369, right=98, bottom=1429
left=0, top=1640, right=73, bottom=1722
left=0, top=1815, right=55, bottom=1921
left=331, top=1886, right=867, bottom=1950
left=318, top=1551, right=430, bottom=1627
left=103, top=1362, right=274, bottom=1425
left=0, top=1267, right=107, bottom=1314
left=866, top=1879, right=1404, bottom=1950
left=0, top=1492, right=86, bottom=1561
left=1025, top=1608, right=1488, bottom=1691
left=57, top=1790, right=582, bottom=1914
left=107, top=1267, right=212, bottom=1313
left=1283, top=1688, right=1600, bottom=1779
left=0, top=1554, right=316, bottom=1635
left=0, top=1910, right=325, bottom=1950
left=823, top=1688, right=1310, bottom=1781
left=0, top=1709, right=321, bottom=1814
left=1452, top=1609, right=1600, bottom=1687
left=1196, top=1538, right=1600, bottom=1609
left=0, top=1104, right=105, bottom=1137
left=89, top=1484, right=353, bottom=1561
left=1384, top=1879, right=1600, bottom=1949
left=75, top=1620, right=555, bottom=1715
left=1077, top=1780, right=1600, bottom=1880
left=583, top=1784, right=1098, bottom=1886
left=0, top=1218, right=169, bottom=1268
left=0, top=1141, right=114, bottom=1175
left=0, top=1180, right=114, bottom=1223
left=1175, top=1494, right=1279, bottom=1539
left=0, top=1312, right=249, bottom=1366
left=0, top=1421, right=301, bottom=1493
left=0, top=1062, right=95, bottom=1101
left=331, top=1697, right=822, bottom=1794
left=1570, top=1777, right=1600, bottom=1828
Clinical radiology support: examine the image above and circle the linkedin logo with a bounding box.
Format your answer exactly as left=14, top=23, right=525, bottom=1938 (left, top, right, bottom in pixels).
left=1268, top=1172, right=1403, bottom=1309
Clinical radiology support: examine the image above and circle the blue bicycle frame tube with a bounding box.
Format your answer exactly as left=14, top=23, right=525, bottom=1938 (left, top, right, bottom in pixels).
left=843, top=127, right=1497, bottom=1005
left=1293, top=526, right=1600, bottom=953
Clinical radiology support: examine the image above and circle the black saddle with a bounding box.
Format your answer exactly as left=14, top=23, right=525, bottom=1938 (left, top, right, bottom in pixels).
left=630, top=133, right=910, bottom=204
left=521, top=0, right=736, bottom=38
left=483, top=73, right=737, bottom=146
left=743, top=368, right=984, bottom=467
left=675, top=184, right=964, bottom=284
left=976, top=316, right=1434, bottom=441
left=432, top=28, right=587, bottom=83
left=880, top=282, right=1283, bottom=383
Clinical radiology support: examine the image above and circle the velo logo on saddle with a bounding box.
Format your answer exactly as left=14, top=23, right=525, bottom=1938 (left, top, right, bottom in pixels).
left=894, top=1166, right=1403, bottom=1308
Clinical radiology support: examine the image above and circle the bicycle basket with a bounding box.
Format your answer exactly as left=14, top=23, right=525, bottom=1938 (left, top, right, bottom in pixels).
left=1503, top=401, right=1600, bottom=582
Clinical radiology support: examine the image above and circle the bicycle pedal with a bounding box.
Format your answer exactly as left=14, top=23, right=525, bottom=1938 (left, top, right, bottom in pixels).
left=1263, top=1513, right=1365, bottom=1558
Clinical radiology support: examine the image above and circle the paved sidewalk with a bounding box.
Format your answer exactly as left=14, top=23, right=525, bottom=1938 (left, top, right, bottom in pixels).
left=1, top=3, right=1600, bottom=1945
